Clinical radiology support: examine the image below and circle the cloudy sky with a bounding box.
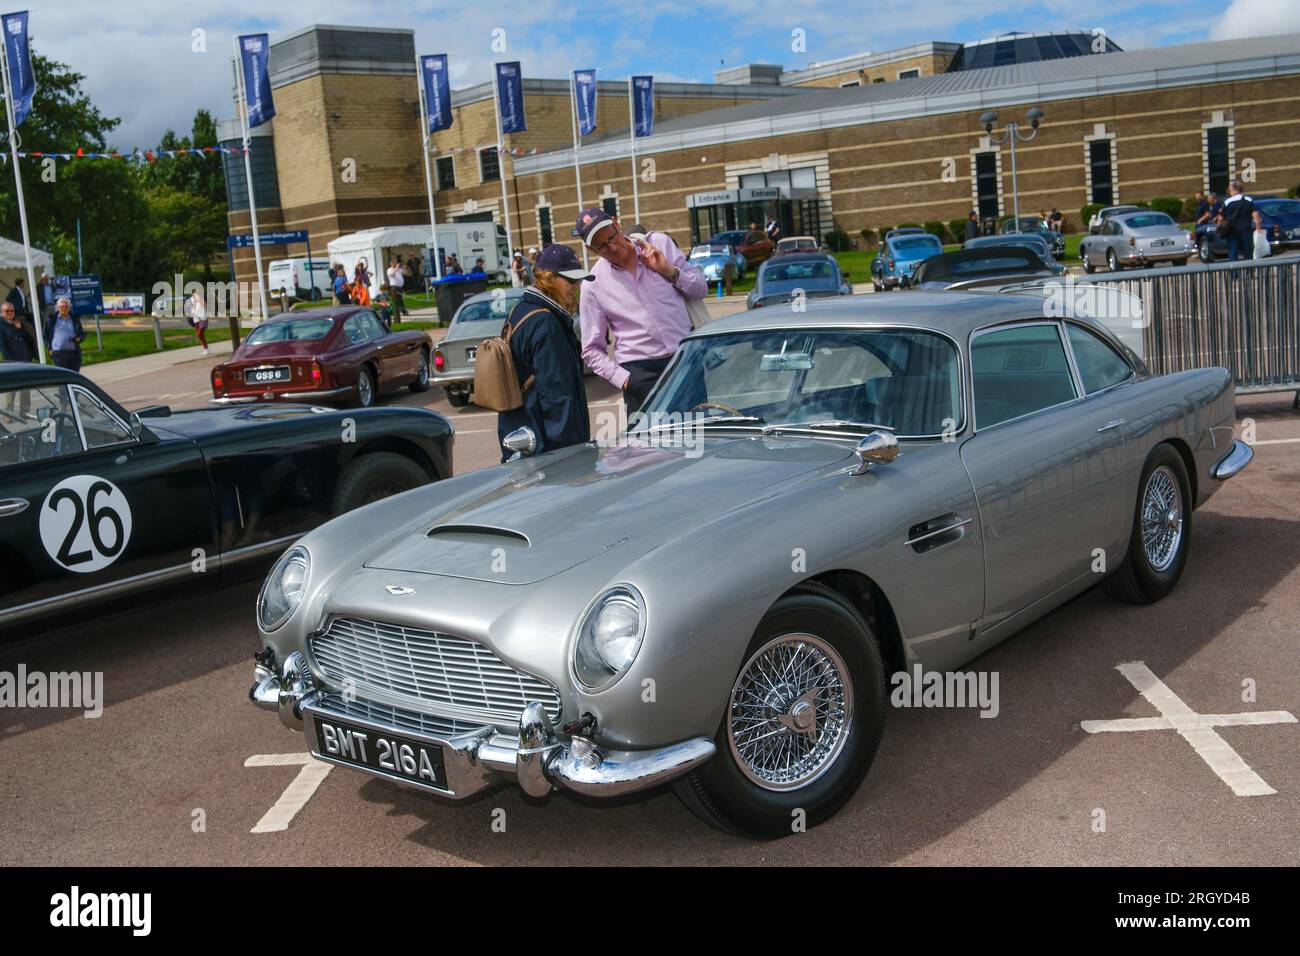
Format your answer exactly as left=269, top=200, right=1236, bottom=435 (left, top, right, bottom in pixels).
left=19, top=0, right=1300, bottom=147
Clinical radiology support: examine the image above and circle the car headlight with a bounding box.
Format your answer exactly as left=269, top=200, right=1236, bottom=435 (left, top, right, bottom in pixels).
left=572, top=586, right=645, bottom=691
left=258, top=546, right=310, bottom=631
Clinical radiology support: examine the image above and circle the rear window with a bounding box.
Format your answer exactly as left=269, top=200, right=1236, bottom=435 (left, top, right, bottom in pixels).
left=891, top=236, right=941, bottom=253
left=456, top=300, right=513, bottom=323
left=243, top=317, right=334, bottom=345
left=1123, top=213, right=1174, bottom=229
left=762, top=260, right=836, bottom=282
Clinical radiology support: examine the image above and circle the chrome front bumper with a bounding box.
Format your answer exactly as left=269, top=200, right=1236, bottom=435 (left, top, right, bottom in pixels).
left=249, top=652, right=715, bottom=800
left=1212, top=439, right=1254, bottom=480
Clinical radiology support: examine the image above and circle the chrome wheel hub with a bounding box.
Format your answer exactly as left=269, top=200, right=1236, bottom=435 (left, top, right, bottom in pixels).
left=727, top=633, right=852, bottom=791
left=1141, top=465, right=1183, bottom=572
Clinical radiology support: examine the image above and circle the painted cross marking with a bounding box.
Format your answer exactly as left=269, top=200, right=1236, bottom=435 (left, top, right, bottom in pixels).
left=245, top=752, right=334, bottom=833
left=1081, top=661, right=1296, bottom=797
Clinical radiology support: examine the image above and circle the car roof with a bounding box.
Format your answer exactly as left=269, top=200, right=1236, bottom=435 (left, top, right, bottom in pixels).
left=696, top=290, right=1062, bottom=341
left=1114, top=210, right=1173, bottom=222
left=259, top=307, right=360, bottom=324
left=0, top=362, right=85, bottom=390
left=760, top=253, right=837, bottom=268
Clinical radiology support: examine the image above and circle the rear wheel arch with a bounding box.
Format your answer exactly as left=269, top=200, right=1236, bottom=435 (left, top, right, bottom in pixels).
left=341, top=436, right=443, bottom=483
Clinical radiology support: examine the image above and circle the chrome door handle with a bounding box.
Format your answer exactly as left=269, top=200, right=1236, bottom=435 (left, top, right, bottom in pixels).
left=0, top=497, right=30, bottom=517
left=1097, top=419, right=1126, bottom=433
left=904, top=517, right=972, bottom=548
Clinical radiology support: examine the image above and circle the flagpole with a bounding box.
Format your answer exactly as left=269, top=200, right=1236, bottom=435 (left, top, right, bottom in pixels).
left=234, top=37, right=269, bottom=322
left=0, top=42, right=45, bottom=364
left=569, top=71, right=588, bottom=267
left=628, top=77, right=641, bottom=223
left=491, top=68, right=515, bottom=261
left=416, top=56, right=444, bottom=281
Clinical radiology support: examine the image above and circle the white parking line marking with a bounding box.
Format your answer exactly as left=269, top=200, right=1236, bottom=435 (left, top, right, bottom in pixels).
left=245, top=753, right=334, bottom=832
left=1249, top=437, right=1300, bottom=445
left=1081, top=661, right=1297, bottom=796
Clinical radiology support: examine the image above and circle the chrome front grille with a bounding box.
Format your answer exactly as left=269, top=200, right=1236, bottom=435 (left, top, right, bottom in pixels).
left=309, top=617, right=562, bottom=725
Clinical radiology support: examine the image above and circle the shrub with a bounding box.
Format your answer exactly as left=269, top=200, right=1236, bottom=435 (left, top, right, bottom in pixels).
left=898, top=222, right=922, bottom=231
left=1286, top=184, right=1298, bottom=199
left=859, top=228, right=878, bottom=246
left=1080, top=203, right=1103, bottom=228
left=877, top=225, right=894, bottom=238
left=923, top=220, right=949, bottom=242
left=1149, top=196, right=1184, bottom=220
left=948, top=218, right=970, bottom=243
left=823, top=229, right=853, bottom=252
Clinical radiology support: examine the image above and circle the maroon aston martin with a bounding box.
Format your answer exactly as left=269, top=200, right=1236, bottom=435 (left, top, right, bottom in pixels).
left=210, top=307, right=431, bottom=407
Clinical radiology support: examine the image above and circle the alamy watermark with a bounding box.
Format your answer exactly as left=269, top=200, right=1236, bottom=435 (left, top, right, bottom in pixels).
left=1041, top=275, right=1150, bottom=329
left=890, top=664, right=1000, bottom=718
left=0, top=664, right=103, bottom=718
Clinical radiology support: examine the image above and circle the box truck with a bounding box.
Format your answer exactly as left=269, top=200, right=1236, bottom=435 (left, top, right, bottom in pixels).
left=267, top=257, right=333, bottom=301
left=327, top=223, right=510, bottom=298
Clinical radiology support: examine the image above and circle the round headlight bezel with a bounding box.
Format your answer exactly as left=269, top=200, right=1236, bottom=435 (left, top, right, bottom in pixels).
left=571, top=585, right=646, bottom=693
left=257, top=546, right=310, bottom=632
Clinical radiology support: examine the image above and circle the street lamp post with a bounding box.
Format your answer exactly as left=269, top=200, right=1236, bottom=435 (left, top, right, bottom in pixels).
left=980, top=108, right=1044, bottom=233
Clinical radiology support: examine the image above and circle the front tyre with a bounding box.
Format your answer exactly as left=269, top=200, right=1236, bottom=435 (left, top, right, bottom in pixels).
left=673, top=583, right=885, bottom=837
left=1105, top=444, right=1192, bottom=604
left=409, top=349, right=431, bottom=393
left=332, top=452, right=428, bottom=514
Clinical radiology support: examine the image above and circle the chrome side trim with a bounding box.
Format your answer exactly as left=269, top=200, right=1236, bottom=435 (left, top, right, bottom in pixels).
left=0, top=533, right=300, bottom=627
left=1211, top=439, right=1253, bottom=480
left=1096, top=419, right=1127, bottom=433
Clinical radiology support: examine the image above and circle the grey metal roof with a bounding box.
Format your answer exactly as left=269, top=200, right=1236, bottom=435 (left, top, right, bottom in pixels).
left=515, top=31, right=1300, bottom=175
left=695, top=289, right=1051, bottom=340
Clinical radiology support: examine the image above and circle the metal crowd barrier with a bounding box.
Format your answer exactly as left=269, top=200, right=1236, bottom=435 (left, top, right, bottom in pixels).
left=1021, top=254, right=1300, bottom=399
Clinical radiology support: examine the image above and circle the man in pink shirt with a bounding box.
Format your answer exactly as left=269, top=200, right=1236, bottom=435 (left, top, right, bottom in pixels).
left=575, top=207, right=706, bottom=412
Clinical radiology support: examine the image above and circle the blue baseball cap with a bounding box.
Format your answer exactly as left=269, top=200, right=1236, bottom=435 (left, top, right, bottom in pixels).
left=535, top=243, right=594, bottom=281
left=575, top=206, right=615, bottom=246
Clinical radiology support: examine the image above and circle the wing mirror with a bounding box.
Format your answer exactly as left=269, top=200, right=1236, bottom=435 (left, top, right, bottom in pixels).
left=503, top=426, right=537, bottom=460
left=851, top=430, right=898, bottom=475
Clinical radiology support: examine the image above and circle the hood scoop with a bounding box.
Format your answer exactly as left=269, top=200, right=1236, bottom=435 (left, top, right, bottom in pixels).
left=427, top=524, right=530, bottom=547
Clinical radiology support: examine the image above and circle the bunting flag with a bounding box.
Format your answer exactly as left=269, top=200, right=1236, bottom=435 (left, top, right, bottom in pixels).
left=427, top=145, right=540, bottom=156
left=1, top=145, right=249, bottom=161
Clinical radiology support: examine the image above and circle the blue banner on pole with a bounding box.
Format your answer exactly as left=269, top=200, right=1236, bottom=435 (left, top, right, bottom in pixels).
left=2, top=11, right=35, bottom=126
left=495, top=62, right=526, bottom=134
left=574, top=69, right=597, bottom=137
left=238, top=34, right=275, bottom=128
left=631, top=75, right=654, bottom=138
left=421, top=54, right=452, bottom=133
left=61, top=274, right=104, bottom=317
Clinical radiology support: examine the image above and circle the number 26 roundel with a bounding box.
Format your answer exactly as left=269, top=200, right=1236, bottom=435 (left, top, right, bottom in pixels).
left=39, top=475, right=133, bottom=574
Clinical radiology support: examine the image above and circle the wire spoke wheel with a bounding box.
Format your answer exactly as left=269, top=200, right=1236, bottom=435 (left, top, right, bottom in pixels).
left=727, top=632, right=853, bottom=791
left=1140, top=464, right=1183, bottom=572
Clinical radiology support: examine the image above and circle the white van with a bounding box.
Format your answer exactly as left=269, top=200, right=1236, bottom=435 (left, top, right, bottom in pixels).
left=268, top=257, right=333, bottom=301
left=327, top=223, right=510, bottom=298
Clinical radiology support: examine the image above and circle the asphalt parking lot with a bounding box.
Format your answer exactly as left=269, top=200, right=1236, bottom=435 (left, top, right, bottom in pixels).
left=2, top=342, right=1298, bottom=864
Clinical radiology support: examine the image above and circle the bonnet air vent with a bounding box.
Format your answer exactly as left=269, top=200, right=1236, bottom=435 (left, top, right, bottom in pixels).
left=426, top=524, right=531, bottom=546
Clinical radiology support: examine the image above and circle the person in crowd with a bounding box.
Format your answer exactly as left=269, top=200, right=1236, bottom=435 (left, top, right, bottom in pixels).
left=6, top=277, right=32, bottom=329
left=576, top=206, right=706, bottom=413
left=1192, top=191, right=1209, bottom=225
left=37, top=272, right=56, bottom=324
left=496, top=243, right=593, bottom=461
left=511, top=251, right=527, bottom=287
left=964, top=209, right=980, bottom=245
left=45, top=296, right=85, bottom=372
left=332, top=264, right=351, bottom=305
left=745, top=221, right=765, bottom=247
left=386, top=256, right=408, bottom=317
left=445, top=254, right=463, bottom=276
left=1222, top=180, right=1263, bottom=261
left=472, top=257, right=486, bottom=274
left=0, top=300, right=36, bottom=363
left=765, top=216, right=781, bottom=242
left=526, top=247, right=539, bottom=281
left=1049, top=208, right=1063, bottom=232
left=353, top=258, right=371, bottom=291
left=185, top=288, right=209, bottom=355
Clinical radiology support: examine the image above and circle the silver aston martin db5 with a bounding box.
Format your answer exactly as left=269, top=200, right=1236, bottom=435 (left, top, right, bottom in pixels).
left=248, top=292, right=1251, bottom=837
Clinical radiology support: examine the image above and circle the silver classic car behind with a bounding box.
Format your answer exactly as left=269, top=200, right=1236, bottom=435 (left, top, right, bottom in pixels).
left=248, top=292, right=1250, bottom=837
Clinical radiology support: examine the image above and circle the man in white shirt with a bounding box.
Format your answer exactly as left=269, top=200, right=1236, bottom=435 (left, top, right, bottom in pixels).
left=386, top=258, right=408, bottom=318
